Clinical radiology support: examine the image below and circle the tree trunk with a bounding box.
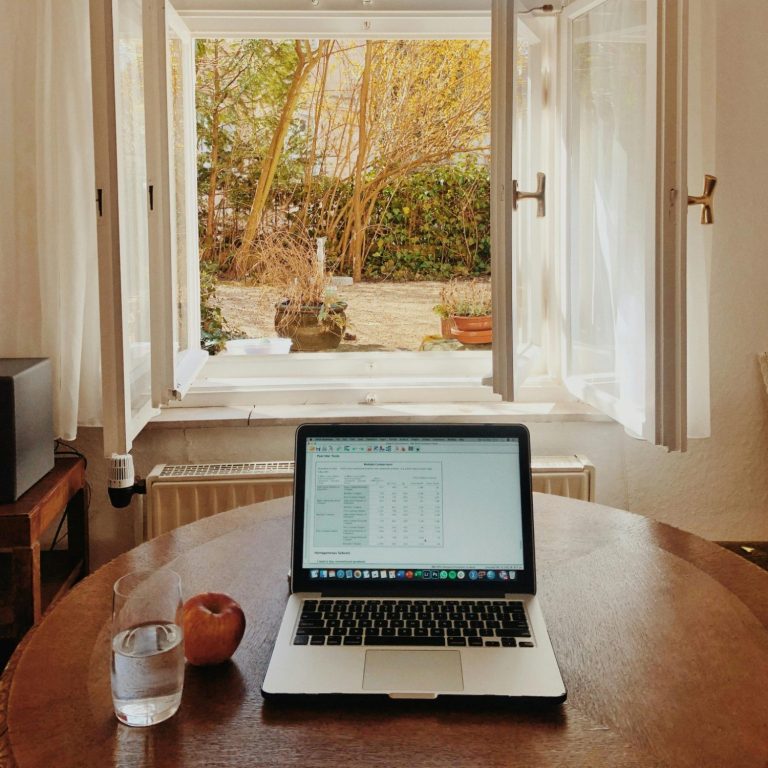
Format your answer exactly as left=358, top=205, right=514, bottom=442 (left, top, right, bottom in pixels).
left=239, top=42, right=326, bottom=259
left=203, top=42, right=221, bottom=264
left=300, top=46, right=331, bottom=226
left=350, top=41, right=373, bottom=283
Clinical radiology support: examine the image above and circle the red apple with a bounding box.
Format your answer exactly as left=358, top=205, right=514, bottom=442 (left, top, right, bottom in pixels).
left=182, top=592, right=246, bottom=666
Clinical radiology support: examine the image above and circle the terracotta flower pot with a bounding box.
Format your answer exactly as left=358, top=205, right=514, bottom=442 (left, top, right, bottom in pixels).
left=274, top=301, right=347, bottom=352
left=450, top=314, right=492, bottom=345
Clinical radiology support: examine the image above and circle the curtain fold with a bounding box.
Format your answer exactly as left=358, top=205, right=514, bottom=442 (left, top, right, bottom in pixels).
left=0, top=0, right=101, bottom=439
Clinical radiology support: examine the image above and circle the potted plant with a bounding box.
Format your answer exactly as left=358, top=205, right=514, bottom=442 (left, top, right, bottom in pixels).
left=431, top=303, right=455, bottom=339
left=247, top=230, right=348, bottom=352
left=434, top=279, right=492, bottom=345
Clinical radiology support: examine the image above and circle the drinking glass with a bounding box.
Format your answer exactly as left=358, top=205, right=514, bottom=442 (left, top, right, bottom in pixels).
left=111, top=569, right=185, bottom=726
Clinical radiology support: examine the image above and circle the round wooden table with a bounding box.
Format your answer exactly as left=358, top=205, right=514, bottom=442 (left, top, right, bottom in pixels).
left=2, top=494, right=768, bottom=768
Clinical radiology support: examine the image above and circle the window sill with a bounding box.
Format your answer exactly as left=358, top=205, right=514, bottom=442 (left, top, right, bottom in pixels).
left=147, top=400, right=611, bottom=430
left=151, top=351, right=611, bottom=428
left=169, top=351, right=573, bottom=408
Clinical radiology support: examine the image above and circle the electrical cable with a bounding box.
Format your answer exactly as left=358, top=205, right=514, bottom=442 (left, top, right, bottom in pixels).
left=50, top=440, right=91, bottom=551
left=49, top=481, right=91, bottom=551
left=54, top=439, right=88, bottom=470
left=49, top=507, right=68, bottom=551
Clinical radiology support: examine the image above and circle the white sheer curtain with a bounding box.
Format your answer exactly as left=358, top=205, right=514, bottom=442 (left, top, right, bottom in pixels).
left=0, top=0, right=101, bottom=439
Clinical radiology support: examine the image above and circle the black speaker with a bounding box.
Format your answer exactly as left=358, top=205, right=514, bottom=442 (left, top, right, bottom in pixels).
left=0, top=358, right=55, bottom=503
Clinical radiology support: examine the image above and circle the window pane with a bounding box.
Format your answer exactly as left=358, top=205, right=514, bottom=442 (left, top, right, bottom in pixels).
left=513, top=22, right=546, bottom=382
left=567, top=0, right=651, bottom=431
left=115, top=0, right=151, bottom=418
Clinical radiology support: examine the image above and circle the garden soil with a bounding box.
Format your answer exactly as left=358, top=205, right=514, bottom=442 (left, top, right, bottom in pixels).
left=216, top=281, right=450, bottom=352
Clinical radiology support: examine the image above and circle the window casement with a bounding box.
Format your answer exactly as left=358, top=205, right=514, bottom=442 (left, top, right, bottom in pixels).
left=557, top=0, right=690, bottom=449
left=89, top=0, right=693, bottom=456
left=145, top=0, right=209, bottom=406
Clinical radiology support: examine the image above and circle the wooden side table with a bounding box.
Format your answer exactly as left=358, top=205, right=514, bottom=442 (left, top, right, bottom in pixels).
left=0, top=457, right=88, bottom=642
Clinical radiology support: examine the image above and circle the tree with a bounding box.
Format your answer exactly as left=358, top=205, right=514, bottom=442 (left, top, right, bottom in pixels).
left=324, top=40, right=491, bottom=280
left=196, top=38, right=491, bottom=281
left=237, top=41, right=330, bottom=259
left=350, top=41, right=373, bottom=281
left=196, top=39, right=303, bottom=267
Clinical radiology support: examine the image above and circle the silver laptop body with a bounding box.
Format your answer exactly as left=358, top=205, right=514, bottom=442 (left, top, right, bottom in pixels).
left=262, top=423, right=566, bottom=702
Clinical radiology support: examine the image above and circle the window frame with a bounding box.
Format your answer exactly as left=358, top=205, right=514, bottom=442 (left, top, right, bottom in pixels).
left=90, top=0, right=159, bottom=455
left=90, top=0, right=691, bottom=454
left=145, top=0, right=208, bottom=407
left=556, top=0, right=689, bottom=449
left=177, top=2, right=536, bottom=407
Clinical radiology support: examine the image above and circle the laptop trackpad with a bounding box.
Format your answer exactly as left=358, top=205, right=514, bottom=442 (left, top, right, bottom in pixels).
left=363, top=650, right=464, bottom=693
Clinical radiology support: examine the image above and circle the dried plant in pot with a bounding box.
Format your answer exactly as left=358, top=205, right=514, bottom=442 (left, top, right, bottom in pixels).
left=246, top=230, right=347, bottom=352
left=434, top=279, right=492, bottom=345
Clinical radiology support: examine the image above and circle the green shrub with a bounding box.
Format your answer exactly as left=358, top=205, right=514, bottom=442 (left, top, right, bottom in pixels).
left=201, top=160, right=491, bottom=285
left=361, top=161, right=490, bottom=281
left=200, top=260, right=243, bottom=354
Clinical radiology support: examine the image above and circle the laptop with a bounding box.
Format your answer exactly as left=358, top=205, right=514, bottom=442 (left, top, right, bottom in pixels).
left=262, top=423, right=566, bottom=702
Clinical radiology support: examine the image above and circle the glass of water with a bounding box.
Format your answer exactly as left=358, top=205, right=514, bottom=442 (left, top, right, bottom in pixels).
left=111, top=569, right=185, bottom=727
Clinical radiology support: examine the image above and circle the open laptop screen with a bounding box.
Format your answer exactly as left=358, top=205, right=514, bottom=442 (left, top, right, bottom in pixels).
left=292, top=425, right=535, bottom=595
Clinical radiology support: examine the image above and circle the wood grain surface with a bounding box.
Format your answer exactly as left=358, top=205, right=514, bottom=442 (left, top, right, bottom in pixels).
left=0, top=458, right=88, bottom=642
left=2, top=494, right=768, bottom=768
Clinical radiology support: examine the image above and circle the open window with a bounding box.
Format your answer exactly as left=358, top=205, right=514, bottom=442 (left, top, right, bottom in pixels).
left=187, top=8, right=499, bottom=405
left=90, top=0, right=695, bottom=456
left=145, top=0, right=208, bottom=406
left=90, top=0, right=206, bottom=455
left=90, top=0, right=156, bottom=456
left=555, top=0, right=690, bottom=448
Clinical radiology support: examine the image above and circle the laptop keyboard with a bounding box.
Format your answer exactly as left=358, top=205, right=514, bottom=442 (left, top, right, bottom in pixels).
left=292, top=599, right=533, bottom=648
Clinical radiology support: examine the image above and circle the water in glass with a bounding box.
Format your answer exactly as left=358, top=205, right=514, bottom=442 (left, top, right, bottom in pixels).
left=111, top=621, right=184, bottom=726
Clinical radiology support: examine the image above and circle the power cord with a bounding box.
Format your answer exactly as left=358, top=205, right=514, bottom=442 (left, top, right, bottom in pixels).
left=54, top=439, right=88, bottom=469
left=50, top=440, right=92, bottom=551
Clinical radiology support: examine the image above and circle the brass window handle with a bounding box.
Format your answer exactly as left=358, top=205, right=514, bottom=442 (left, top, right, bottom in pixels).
left=512, top=172, right=546, bottom=217
left=688, top=174, right=717, bottom=225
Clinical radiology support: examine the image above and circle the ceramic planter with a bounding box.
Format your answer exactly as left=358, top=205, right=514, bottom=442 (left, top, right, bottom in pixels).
left=274, top=301, right=347, bottom=352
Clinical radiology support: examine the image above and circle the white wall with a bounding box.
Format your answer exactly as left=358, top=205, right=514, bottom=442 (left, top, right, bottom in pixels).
left=74, top=0, right=768, bottom=570
left=622, top=0, right=768, bottom=540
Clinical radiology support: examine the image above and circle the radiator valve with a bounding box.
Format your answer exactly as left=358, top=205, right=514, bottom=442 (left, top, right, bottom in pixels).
left=108, top=453, right=147, bottom=508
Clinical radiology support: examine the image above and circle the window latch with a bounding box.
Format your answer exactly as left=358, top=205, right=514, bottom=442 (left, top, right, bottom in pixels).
left=512, top=172, right=546, bottom=217
left=688, top=174, right=717, bottom=225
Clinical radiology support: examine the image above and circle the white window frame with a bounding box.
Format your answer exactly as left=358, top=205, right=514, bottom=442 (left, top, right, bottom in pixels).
left=556, top=0, right=689, bottom=449
left=90, top=0, right=207, bottom=454
left=91, top=0, right=692, bottom=452
left=145, top=0, right=208, bottom=406
left=90, top=0, right=159, bottom=455
left=173, top=1, right=530, bottom=407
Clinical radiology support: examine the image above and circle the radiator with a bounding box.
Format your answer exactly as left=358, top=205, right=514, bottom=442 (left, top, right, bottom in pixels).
left=531, top=455, right=595, bottom=502
left=144, top=462, right=295, bottom=540
left=144, top=455, right=595, bottom=540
